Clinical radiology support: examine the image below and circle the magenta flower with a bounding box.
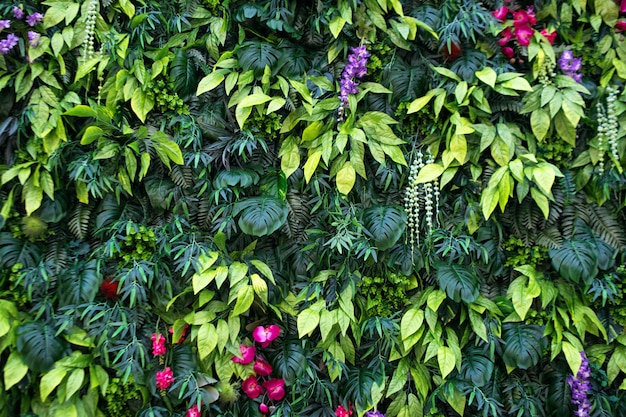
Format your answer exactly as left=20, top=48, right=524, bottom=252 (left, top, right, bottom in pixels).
left=263, top=378, right=285, bottom=401
left=616, top=20, right=626, bottom=31
left=12, top=6, right=24, bottom=20
left=252, top=325, right=281, bottom=347
left=335, top=405, right=353, bottom=417
left=242, top=375, right=263, bottom=399
left=259, top=403, right=269, bottom=414
left=0, top=20, right=10, bottom=30
left=540, top=29, right=557, bottom=45
left=513, top=7, right=536, bottom=28
left=498, top=27, right=513, bottom=46
left=492, top=6, right=508, bottom=21
left=515, top=25, right=535, bottom=46
left=253, top=358, right=273, bottom=376
left=232, top=344, right=256, bottom=364
left=502, top=46, right=515, bottom=59
left=151, top=333, right=167, bottom=356
left=0, top=33, right=19, bottom=55
left=186, top=404, right=201, bottom=417
left=156, top=367, right=174, bottom=390
left=621, top=0, right=626, bottom=13
left=567, top=352, right=592, bottom=417
left=25, top=12, right=43, bottom=27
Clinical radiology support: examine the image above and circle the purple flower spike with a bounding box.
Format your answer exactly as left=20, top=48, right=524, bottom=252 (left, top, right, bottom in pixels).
left=0, top=20, right=10, bottom=30
left=558, top=50, right=583, bottom=83
left=567, top=352, right=592, bottom=417
left=13, top=6, right=25, bottom=20
left=28, top=31, right=40, bottom=47
left=26, top=12, right=44, bottom=27
left=365, top=411, right=385, bottom=417
left=337, top=45, right=370, bottom=122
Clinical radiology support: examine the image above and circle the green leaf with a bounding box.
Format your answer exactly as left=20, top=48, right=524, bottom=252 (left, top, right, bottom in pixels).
left=363, top=205, right=407, bottom=250
left=436, top=263, right=480, bottom=303
left=502, top=323, right=547, bottom=370
left=3, top=351, right=29, bottom=390
left=507, top=275, right=540, bottom=320
left=437, top=345, right=456, bottom=379
left=401, top=308, right=424, bottom=341
left=231, top=285, right=254, bottom=316
left=336, top=162, right=356, bottom=194
left=549, top=239, right=598, bottom=284
left=65, top=368, right=85, bottom=400
left=196, top=69, right=229, bottom=96
left=197, top=323, right=218, bottom=359
left=130, top=89, right=154, bottom=123
left=475, top=67, right=497, bottom=87
left=415, top=163, right=443, bottom=183
left=237, top=93, right=272, bottom=108
left=40, top=367, right=68, bottom=402
left=297, top=307, right=320, bottom=338
left=500, top=76, right=532, bottom=91
left=530, top=108, right=550, bottom=141
left=329, top=16, right=346, bottom=38
left=234, top=196, right=288, bottom=236
left=80, top=126, right=103, bottom=145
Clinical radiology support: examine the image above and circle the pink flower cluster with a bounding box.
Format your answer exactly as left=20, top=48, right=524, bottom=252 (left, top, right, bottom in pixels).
left=156, top=367, right=174, bottom=390
left=616, top=0, right=626, bottom=32
left=186, top=404, right=201, bottom=417
left=493, top=5, right=555, bottom=61
left=152, top=333, right=167, bottom=356
left=335, top=404, right=353, bottom=417
left=232, top=324, right=285, bottom=414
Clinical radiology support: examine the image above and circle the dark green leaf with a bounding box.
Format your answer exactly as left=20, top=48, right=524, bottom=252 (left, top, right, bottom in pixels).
left=436, top=262, right=481, bottom=303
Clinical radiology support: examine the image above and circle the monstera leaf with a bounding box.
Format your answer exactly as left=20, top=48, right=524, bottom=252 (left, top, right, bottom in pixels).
left=363, top=205, right=406, bottom=251
left=234, top=196, right=288, bottom=236
left=549, top=238, right=598, bottom=285
left=459, top=347, right=494, bottom=387
left=17, top=321, right=68, bottom=373
left=270, top=337, right=308, bottom=385
left=214, top=168, right=260, bottom=189
left=58, top=259, right=101, bottom=306
left=502, top=323, right=546, bottom=370
left=170, top=49, right=199, bottom=99
left=435, top=262, right=481, bottom=303
left=0, top=231, right=44, bottom=268
left=238, top=41, right=281, bottom=77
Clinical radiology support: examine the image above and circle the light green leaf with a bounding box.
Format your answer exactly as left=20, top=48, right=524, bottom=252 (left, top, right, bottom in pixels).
left=231, top=284, right=254, bottom=316
left=238, top=93, right=272, bottom=108
left=532, top=164, right=556, bottom=195
left=530, top=108, right=550, bottom=141
left=329, top=16, right=346, bottom=38
left=41, top=367, right=68, bottom=402
left=197, top=323, right=218, bottom=360
left=401, top=308, right=424, bottom=341
left=196, top=69, right=229, bottom=96
left=297, top=307, right=320, bottom=338
left=475, top=67, right=497, bottom=87
left=500, top=76, right=532, bottom=91
left=130, top=89, right=154, bottom=123
left=336, top=162, right=356, bottom=194
left=415, top=163, right=443, bottom=183
left=437, top=345, right=456, bottom=379
left=65, top=368, right=85, bottom=400
left=4, top=351, right=29, bottom=390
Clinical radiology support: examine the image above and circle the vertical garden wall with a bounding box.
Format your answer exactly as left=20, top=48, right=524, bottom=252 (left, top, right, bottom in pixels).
left=1, top=0, right=626, bottom=416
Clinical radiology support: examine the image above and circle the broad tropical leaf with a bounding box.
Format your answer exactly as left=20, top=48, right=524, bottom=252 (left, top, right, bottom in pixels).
left=238, top=41, right=281, bottom=77
left=233, top=196, right=288, bottom=236
left=435, top=262, right=481, bottom=303
left=16, top=321, right=68, bottom=373
left=501, top=323, right=546, bottom=370
left=459, top=347, right=494, bottom=387
left=363, top=205, right=406, bottom=251
left=549, top=238, right=598, bottom=285
left=170, top=49, right=199, bottom=99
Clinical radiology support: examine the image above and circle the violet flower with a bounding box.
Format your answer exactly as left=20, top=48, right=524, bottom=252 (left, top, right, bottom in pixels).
left=337, top=45, right=370, bottom=122
left=25, top=12, right=43, bottom=27
left=364, top=411, right=385, bottom=417
left=27, top=31, right=40, bottom=47
left=0, top=33, right=19, bottom=54
left=567, top=352, right=592, bottom=417
left=13, top=6, right=24, bottom=20
left=0, top=20, right=10, bottom=30
left=558, top=50, right=583, bottom=83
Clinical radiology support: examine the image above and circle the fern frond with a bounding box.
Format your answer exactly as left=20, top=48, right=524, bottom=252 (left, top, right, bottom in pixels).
left=536, top=226, right=563, bottom=249
left=68, top=203, right=93, bottom=239
left=585, top=204, right=625, bottom=249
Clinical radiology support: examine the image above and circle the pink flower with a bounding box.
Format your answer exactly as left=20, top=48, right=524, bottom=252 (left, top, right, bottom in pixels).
left=186, top=404, right=200, bottom=417
left=232, top=344, right=256, bottom=364
left=621, top=0, right=626, bottom=14
left=259, top=403, right=270, bottom=414
left=513, top=7, right=536, bottom=28
left=254, top=358, right=273, bottom=376
left=616, top=20, right=626, bottom=32
left=252, top=325, right=281, bottom=347
left=492, top=6, right=509, bottom=21
left=515, top=25, right=535, bottom=46
left=540, top=29, right=557, bottom=44
left=498, top=27, right=513, bottom=46
left=335, top=405, right=353, bottom=417
left=156, top=367, right=174, bottom=390
left=152, top=333, right=167, bottom=356
left=242, top=375, right=264, bottom=399
left=263, top=378, right=285, bottom=401
left=502, top=46, right=515, bottom=59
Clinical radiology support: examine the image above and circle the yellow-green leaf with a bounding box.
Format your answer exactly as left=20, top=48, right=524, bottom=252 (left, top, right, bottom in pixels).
left=231, top=284, right=254, bottom=316
left=336, top=162, right=356, bottom=194
left=297, top=307, right=320, bottom=338
left=41, top=367, right=68, bottom=402
left=437, top=345, right=456, bottom=379
left=415, top=163, right=443, bottom=183
left=196, top=69, right=228, bottom=96
left=3, top=351, right=29, bottom=390
left=197, top=323, right=218, bottom=360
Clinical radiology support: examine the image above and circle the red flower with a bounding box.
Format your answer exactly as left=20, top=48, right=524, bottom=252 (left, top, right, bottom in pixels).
left=498, top=27, right=513, bottom=46
left=252, top=325, right=281, bottom=347
left=540, top=29, right=557, bottom=44
left=156, top=367, right=174, bottom=390
left=616, top=20, right=626, bottom=31
left=335, top=405, right=353, bottom=417
left=242, top=376, right=264, bottom=399
left=515, top=25, right=535, bottom=46
left=186, top=404, right=201, bottom=417
left=259, top=403, right=269, bottom=414
left=152, top=333, right=167, bottom=357
left=492, top=6, right=509, bottom=20
left=232, top=344, right=256, bottom=364
left=502, top=46, right=515, bottom=59
left=100, top=277, right=119, bottom=300
left=263, top=378, right=285, bottom=401
left=253, top=358, right=273, bottom=376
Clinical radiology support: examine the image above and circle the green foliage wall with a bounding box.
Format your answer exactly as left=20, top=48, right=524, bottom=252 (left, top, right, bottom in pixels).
left=1, top=0, right=626, bottom=416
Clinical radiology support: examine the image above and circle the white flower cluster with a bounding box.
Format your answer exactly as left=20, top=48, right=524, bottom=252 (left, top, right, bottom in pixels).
left=82, top=0, right=99, bottom=60
left=596, top=85, right=621, bottom=173
left=404, top=151, right=440, bottom=255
